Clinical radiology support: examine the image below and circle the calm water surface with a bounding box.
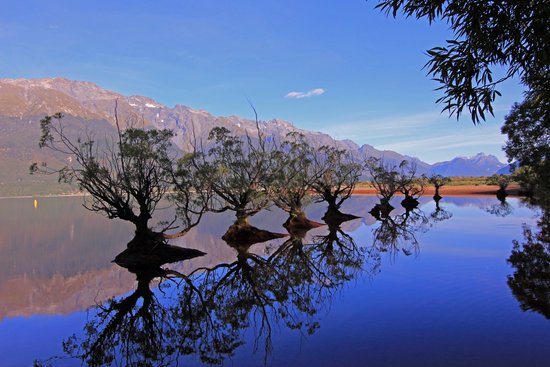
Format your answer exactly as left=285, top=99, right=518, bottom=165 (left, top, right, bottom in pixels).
left=0, top=195, right=548, bottom=366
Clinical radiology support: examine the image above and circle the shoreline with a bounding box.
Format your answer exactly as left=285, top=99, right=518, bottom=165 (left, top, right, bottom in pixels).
left=0, top=193, right=87, bottom=200
left=0, top=185, right=522, bottom=200
left=352, top=184, right=522, bottom=197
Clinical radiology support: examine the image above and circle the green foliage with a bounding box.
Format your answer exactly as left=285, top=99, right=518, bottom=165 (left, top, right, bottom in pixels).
left=364, top=157, right=401, bottom=203
left=511, top=166, right=538, bottom=196
left=502, top=94, right=550, bottom=168
left=310, top=145, right=362, bottom=211
left=486, top=174, right=513, bottom=190
left=443, top=176, right=487, bottom=186
left=502, top=92, right=550, bottom=197
left=375, top=0, right=550, bottom=123
left=425, top=173, right=451, bottom=188
left=195, top=125, right=274, bottom=222
left=269, top=132, right=319, bottom=216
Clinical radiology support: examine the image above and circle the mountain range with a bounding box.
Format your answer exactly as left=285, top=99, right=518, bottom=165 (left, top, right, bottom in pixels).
left=0, top=77, right=508, bottom=196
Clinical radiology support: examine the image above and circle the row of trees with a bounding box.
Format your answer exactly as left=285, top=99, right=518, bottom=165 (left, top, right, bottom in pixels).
left=33, top=112, right=471, bottom=251
left=364, top=158, right=452, bottom=217
left=32, top=111, right=467, bottom=245
left=31, top=113, right=365, bottom=247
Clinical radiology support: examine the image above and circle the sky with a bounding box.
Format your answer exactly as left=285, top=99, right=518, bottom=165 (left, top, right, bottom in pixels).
left=0, top=0, right=525, bottom=164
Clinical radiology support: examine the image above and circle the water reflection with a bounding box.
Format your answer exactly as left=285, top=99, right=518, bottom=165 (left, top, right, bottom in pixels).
left=371, top=207, right=431, bottom=258
left=507, top=210, right=550, bottom=319
left=485, top=197, right=514, bottom=217
left=7, top=196, right=548, bottom=366
left=430, top=198, right=453, bottom=222
left=60, top=265, right=239, bottom=367
left=43, top=225, right=369, bottom=366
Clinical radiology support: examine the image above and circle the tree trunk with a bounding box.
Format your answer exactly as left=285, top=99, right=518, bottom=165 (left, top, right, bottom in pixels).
left=283, top=210, right=324, bottom=233
left=322, top=207, right=360, bottom=227
left=434, top=185, right=441, bottom=198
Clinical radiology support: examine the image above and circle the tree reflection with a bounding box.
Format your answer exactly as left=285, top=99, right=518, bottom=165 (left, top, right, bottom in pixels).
left=62, top=267, right=209, bottom=367
left=484, top=197, right=514, bottom=218
left=309, top=224, right=379, bottom=281
left=371, top=207, right=433, bottom=259
left=430, top=198, right=453, bottom=223
left=45, top=238, right=243, bottom=367
left=198, top=230, right=364, bottom=361
left=507, top=211, right=550, bottom=319
left=37, top=224, right=381, bottom=366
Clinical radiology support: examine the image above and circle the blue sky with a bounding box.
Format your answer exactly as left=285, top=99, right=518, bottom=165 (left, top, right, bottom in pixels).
left=0, top=0, right=524, bottom=163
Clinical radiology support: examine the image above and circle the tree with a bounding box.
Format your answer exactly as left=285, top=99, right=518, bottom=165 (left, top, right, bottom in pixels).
left=425, top=173, right=451, bottom=200
left=269, top=132, right=323, bottom=230
left=510, top=165, right=538, bottom=198
left=364, top=158, right=399, bottom=203
left=193, top=125, right=274, bottom=226
left=364, top=157, right=401, bottom=217
left=310, top=145, right=362, bottom=224
left=486, top=173, right=513, bottom=199
left=30, top=112, right=208, bottom=246
left=502, top=93, right=550, bottom=199
left=375, top=0, right=550, bottom=124
left=395, top=160, right=425, bottom=208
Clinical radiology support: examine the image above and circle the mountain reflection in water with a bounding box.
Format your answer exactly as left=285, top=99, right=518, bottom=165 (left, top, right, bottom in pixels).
left=41, top=222, right=372, bottom=366
left=2, top=196, right=550, bottom=366
left=33, top=196, right=453, bottom=367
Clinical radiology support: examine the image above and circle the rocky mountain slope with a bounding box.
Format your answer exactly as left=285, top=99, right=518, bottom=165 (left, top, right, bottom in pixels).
left=0, top=77, right=507, bottom=196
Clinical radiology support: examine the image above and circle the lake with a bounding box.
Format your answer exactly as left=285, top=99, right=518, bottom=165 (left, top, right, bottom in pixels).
left=0, top=195, right=549, bottom=366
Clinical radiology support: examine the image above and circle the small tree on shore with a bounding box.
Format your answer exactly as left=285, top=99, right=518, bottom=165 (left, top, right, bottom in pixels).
left=486, top=173, right=513, bottom=200
left=425, top=173, right=451, bottom=200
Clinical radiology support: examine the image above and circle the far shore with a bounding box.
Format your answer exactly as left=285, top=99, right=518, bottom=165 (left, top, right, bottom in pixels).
left=352, top=184, right=522, bottom=197
left=0, top=193, right=88, bottom=200
left=0, top=184, right=522, bottom=200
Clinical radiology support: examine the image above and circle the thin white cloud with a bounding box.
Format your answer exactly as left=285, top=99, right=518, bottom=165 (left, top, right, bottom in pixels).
left=321, top=111, right=444, bottom=141
left=319, top=109, right=509, bottom=163
left=377, top=131, right=504, bottom=152
left=285, top=88, right=325, bottom=99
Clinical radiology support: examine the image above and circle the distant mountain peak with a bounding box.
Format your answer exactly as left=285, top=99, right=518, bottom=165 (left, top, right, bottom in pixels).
left=0, top=76, right=509, bottom=195
left=431, top=152, right=506, bottom=176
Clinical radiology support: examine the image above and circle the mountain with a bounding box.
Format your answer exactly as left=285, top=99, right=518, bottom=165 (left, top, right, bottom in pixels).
left=430, top=153, right=507, bottom=176
left=0, top=77, right=506, bottom=196
left=497, top=163, right=515, bottom=175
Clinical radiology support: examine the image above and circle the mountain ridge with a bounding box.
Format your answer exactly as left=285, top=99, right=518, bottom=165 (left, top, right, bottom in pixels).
left=0, top=77, right=507, bottom=196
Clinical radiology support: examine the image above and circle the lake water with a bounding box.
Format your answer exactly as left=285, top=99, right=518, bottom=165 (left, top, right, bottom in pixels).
left=0, top=195, right=549, bottom=366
